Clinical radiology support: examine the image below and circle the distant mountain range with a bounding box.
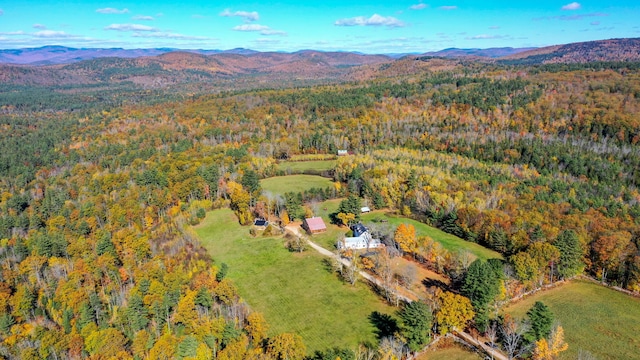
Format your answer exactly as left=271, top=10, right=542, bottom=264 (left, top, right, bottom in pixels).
left=0, top=45, right=537, bottom=65
left=419, top=47, right=536, bottom=59
left=0, top=46, right=261, bottom=65
left=1, top=38, right=639, bottom=88
left=499, top=38, right=640, bottom=64
left=1, top=38, right=639, bottom=67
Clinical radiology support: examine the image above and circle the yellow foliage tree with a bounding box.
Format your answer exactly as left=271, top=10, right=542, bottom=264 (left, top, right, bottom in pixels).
left=213, top=279, right=238, bottom=305
left=217, top=334, right=249, bottom=360
left=533, top=326, right=569, bottom=360
left=266, top=333, right=306, bottom=360
left=173, top=290, right=198, bottom=332
left=395, top=223, right=417, bottom=255
left=245, top=312, right=269, bottom=346
left=435, top=291, right=475, bottom=334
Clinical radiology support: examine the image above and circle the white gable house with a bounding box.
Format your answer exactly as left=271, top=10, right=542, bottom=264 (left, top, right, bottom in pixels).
left=337, top=224, right=384, bottom=250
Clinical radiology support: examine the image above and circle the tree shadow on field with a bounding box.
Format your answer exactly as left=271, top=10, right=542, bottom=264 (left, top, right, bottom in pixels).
left=422, top=278, right=451, bottom=292
left=369, top=311, right=399, bottom=340
left=321, top=258, right=336, bottom=273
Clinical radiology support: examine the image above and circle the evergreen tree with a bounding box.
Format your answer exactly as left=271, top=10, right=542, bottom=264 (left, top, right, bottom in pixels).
left=461, top=259, right=501, bottom=331
left=241, top=169, right=261, bottom=196
left=526, top=301, right=554, bottom=343
left=0, top=314, right=14, bottom=334
left=62, top=308, right=73, bottom=334
left=195, top=287, right=214, bottom=308
left=555, top=230, right=584, bottom=279
left=399, top=301, right=433, bottom=351
left=126, top=293, right=149, bottom=333
left=216, top=263, right=229, bottom=282
left=176, top=335, right=198, bottom=359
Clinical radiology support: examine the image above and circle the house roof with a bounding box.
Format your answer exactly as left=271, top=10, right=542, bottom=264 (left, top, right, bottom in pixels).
left=351, top=223, right=368, bottom=237
left=305, top=217, right=327, bottom=231
left=254, top=219, right=268, bottom=226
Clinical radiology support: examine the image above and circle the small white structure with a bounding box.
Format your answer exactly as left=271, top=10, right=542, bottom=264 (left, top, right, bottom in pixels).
left=360, top=206, right=371, bottom=213
left=337, top=150, right=348, bottom=156
left=337, top=224, right=384, bottom=250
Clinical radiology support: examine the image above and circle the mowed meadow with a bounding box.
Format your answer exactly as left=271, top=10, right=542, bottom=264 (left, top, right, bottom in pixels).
left=504, top=280, right=640, bottom=359
left=194, top=208, right=398, bottom=353
left=260, top=174, right=335, bottom=196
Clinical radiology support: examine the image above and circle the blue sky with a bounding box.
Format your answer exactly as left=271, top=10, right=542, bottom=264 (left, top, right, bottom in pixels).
left=0, top=0, right=639, bottom=53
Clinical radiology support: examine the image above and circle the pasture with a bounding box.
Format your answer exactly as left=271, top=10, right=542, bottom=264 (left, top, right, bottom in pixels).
left=361, top=212, right=502, bottom=261
left=277, top=159, right=336, bottom=173
left=194, top=208, right=398, bottom=354
left=504, top=279, right=640, bottom=359
left=260, top=174, right=334, bottom=196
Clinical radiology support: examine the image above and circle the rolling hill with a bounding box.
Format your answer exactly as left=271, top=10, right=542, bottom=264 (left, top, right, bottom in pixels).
left=499, top=37, right=640, bottom=64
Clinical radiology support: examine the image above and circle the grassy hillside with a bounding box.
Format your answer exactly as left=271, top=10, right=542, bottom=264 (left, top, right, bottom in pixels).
left=277, top=160, right=336, bottom=173
left=362, top=212, right=502, bottom=260
left=260, top=174, right=334, bottom=196
left=504, top=280, right=640, bottom=359
left=194, top=208, right=398, bottom=353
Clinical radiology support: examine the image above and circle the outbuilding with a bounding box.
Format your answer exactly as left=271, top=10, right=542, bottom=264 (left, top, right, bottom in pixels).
left=303, top=217, right=327, bottom=234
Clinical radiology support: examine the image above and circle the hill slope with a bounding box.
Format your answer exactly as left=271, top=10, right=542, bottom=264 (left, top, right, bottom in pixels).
left=0, top=50, right=391, bottom=87
left=500, top=37, right=640, bottom=64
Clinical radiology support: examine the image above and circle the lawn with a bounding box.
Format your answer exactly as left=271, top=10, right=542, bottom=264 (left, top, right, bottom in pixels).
left=194, top=208, right=398, bottom=354
left=260, top=174, right=334, bottom=196
left=416, top=344, right=482, bottom=360
left=361, top=212, right=502, bottom=261
left=277, top=160, right=336, bottom=173
left=504, top=279, right=640, bottom=360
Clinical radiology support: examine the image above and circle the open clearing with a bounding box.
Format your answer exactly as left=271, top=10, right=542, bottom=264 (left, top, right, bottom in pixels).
left=416, top=343, right=482, bottom=360
left=260, top=174, right=334, bottom=196
left=194, top=208, right=397, bottom=354
left=277, top=160, right=336, bottom=173
left=504, top=279, right=640, bottom=359
left=361, top=212, right=502, bottom=261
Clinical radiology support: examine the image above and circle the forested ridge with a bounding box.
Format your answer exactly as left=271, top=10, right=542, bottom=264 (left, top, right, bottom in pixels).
left=0, top=56, right=639, bottom=359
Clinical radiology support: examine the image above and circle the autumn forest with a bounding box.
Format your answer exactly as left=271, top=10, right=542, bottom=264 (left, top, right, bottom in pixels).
left=1, top=44, right=640, bottom=360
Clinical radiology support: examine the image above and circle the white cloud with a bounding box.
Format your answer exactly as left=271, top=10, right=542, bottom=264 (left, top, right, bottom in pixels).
left=233, top=24, right=269, bottom=31
left=232, top=24, right=286, bottom=36
left=132, top=32, right=214, bottom=41
left=33, top=30, right=74, bottom=38
left=96, top=8, right=129, bottom=14
left=439, top=6, right=458, bottom=10
left=104, top=24, right=159, bottom=32
left=0, top=31, right=25, bottom=36
left=254, top=38, right=281, bottom=44
left=561, top=2, right=581, bottom=10
left=467, top=34, right=505, bottom=40
left=334, top=14, right=406, bottom=28
left=410, top=3, right=427, bottom=10
left=33, top=24, right=47, bottom=29
left=220, top=9, right=259, bottom=22
left=132, top=15, right=154, bottom=21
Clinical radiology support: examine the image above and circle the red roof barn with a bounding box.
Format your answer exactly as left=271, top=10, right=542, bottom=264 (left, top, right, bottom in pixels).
left=303, top=217, right=327, bottom=234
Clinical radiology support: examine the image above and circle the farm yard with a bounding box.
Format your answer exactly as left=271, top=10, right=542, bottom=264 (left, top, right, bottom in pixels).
left=194, top=208, right=398, bottom=354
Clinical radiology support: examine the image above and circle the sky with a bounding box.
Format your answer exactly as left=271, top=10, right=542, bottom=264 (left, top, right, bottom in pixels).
left=0, top=0, right=639, bottom=53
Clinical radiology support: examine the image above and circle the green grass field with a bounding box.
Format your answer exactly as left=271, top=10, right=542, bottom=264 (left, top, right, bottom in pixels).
left=277, top=160, right=336, bottom=173
left=194, top=209, right=397, bottom=354
left=504, top=279, right=640, bottom=359
left=361, top=212, right=502, bottom=260
left=417, top=345, right=482, bottom=360
left=260, top=174, right=334, bottom=196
